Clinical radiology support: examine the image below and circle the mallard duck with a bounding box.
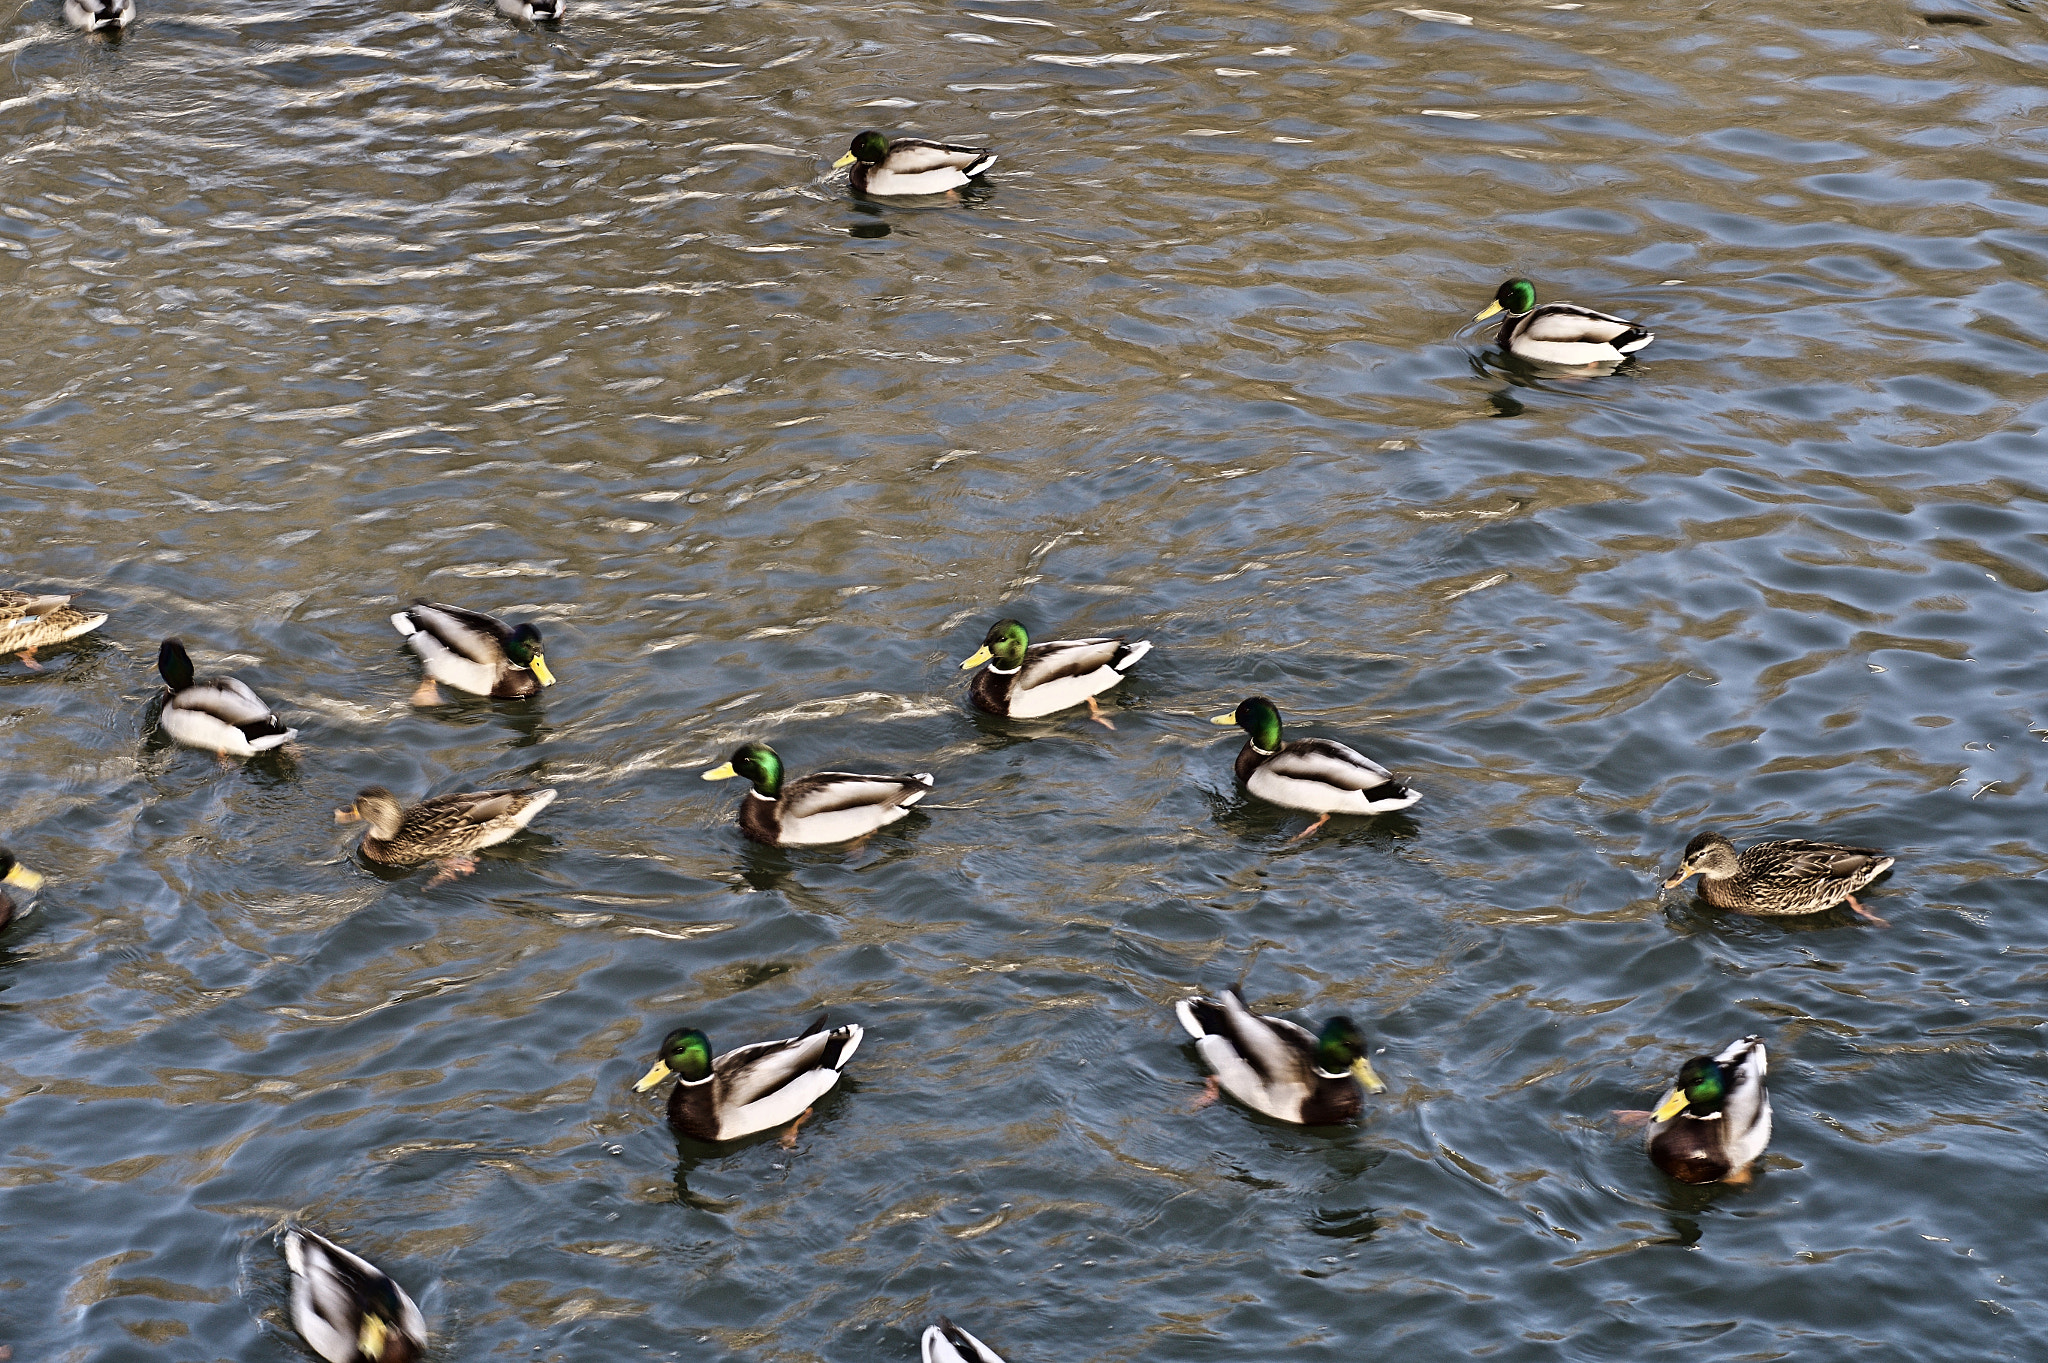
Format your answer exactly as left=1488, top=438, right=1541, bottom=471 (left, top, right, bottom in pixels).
left=336, top=784, right=557, bottom=880
left=924, top=1318, right=1006, bottom=1363
left=1473, top=277, right=1654, bottom=367
left=0, top=590, right=107, bottom=667
left=389, top=600, right=555, bottom=704
left=959, top=618, right=1151, bottom=728
left=0, top=847, right=43, bottom=931
left=1175, top=989, right=1385, bottom=1125
left=1647, top=1035, right=1771, bottom=1185
left=634, top=1015, right=864, bottom=1144
left=282, top=1226, right=426, bottom=1363
left=64, top=0, right=133, bottom=30
left=833, top=130, right=995, bottom=197
left=702, top=742, right=932, bottom=847
left=1663, top=830, right=1892, bottom=925
left=157, top=638, right=297, bottom=757
left=496, top=0, right=561, bottom=19
left=1210, top=696, right=1419, bottom=838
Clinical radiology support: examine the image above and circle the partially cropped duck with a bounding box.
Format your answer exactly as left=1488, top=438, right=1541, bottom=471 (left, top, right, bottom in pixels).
left=924, top=1318, right=1007, bottom=1363
left=834, top=130, right=995, bottom=197
left=1176, top=989, right=1385, bottom=1125
left=1473, top=277, right=1654, bottom=367
left=495, top=0, right=562, bottom=21
left=1646, top=1035, right=1772, bottom=1186
left=389, top=599, right=555, bottom=704
left=959, top=617, right=1151, bottom=728
left=156, top=638, right=297, bottom=758
left=1664, top=830, right=1893, bottom=925
left=0, top=589, right=108, bottom=667
left=0, top=848, right=43, bottom=931
left=336, top=784, right=557, bottom=881
left=283, top=1226, right=426, bottom=1363
left=702, top=742, right=932, bottom=847
left=634, top=1015, right=863, bottom=1146
left=1212, top=696, right=1420, bottom=838
left=64, top=0, right=134, bottom=31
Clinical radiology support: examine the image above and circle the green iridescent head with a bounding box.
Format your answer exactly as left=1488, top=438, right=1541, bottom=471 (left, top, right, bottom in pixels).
left=960, top=618, right=1029, bottom=671
left=1476, top=277, right=1538, bottom=322
left=702, top=742, right=784, bottom=797
left=1211, top=695, right=1284, bottom=751
left=635, top=1026, right=714, bottom=1091
left=1314, top=1015, right=1386, bottom=1091
left=1655, top=1055, right=1728, bottom=1120
left=502, top=622, right=555, bottom=684
left=846, top=129, right=891, bottom=165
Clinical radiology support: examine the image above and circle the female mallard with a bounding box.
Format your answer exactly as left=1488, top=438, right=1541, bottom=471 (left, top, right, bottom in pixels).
left=282, top=1226, right=426, bottom=1363
left=157, top=638, right=297, bottom=758
left=1211, top=696, right=1419, bottom=838
left=0, top=590, right=107, bottom=667
left=389, top=600, right=556, bottom=704
left=1473, top=277, right=1654, bottom=367
left=1175, top=989, right=1385, bottom=1125
left=702, top=742, right=932, bottom=847
left=633, top=1015, right=863, bottom=1145
left=959, top=618, right=1151, bottom=728
left=0, top=848, right=43, bottom=931
left=64, top=0, right=134, bottom=30
left=496, top=0, right=562, bottom=20
left=833, top=130, right=995, bottom=197
left=1646, top=1035, right=1771, bottom=1185
left=924, top=1318, right=1006, bottom=1363
left=336, top=784, right=557, bottom=881
left=1663, top=830, right=1892, bottom=925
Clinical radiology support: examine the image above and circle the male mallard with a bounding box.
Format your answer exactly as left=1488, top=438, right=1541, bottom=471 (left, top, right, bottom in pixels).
left=282, top=1226, right=426, bottom=1363
left=157, top=638, right=297, bottom=757
left=959, top=618, right=1151, bottom=728
left=389, top=600, right=555, bottom=704
left=335, top=784, right=557, bottom=881
left=1646, top=1035, right=1771, bottom=1186
left=833, top=130, right=995, bottom=197
left=0, top=848, right=43, bottom=931
left=1211, top=696, right=1419, bottom=838
left=496, top=0, right=562, bottom=20
left=1473, top=277, right=1654, bottom=367
left=702, top=742, right=932, bottom=847
left=924, top=1318, right=1006, bottom=1363
left=634, top=1015, right=863, bottom=1145
left=0, top=590, right=107, bottom=667
left=64, top=0, right=134, bottom=30
left=1663, top=830, right=1892, bottom=925
left=1175, top=989, right=1385, bottom=1125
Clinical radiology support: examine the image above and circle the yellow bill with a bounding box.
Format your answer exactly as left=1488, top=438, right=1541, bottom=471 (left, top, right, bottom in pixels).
left=1661, top=869, right=1694, bottom=889
left=1473, top=300, right=1504, bottom=322
left=529, top=654, right=557, bottom=687
left=358, top=1318, right=388, bottom=1359
left=832, top=151, right=857, bottom=169
left=333, top=807, right=361, bottom=824
left=634, top=1058, right=673, bottom=1092
left=702, top=763, right=738, bottom=781
left=1209, top=711, right=1239, bottom=725
left=1352, top=1057, right=1387, bottom=1094
left=958, top=646, right=993, bottom=671
left=1652, top=1087, right=1688, bottom=1122
left=3, top=862, right=44, bottom=892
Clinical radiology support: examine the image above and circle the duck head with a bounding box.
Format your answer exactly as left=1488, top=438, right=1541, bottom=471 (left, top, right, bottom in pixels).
left=635, top=1027, right=713, bottom=1091
left=1211, top=695, right=1283, bottom=752
left=503, top=623, right=555, bottom=686
left=1474, top=277, right=1537, bottom=323
left=1314, top=1015, right=1386, bottom=1091
left=833, top=130, right=892, bottom=170
left=959, top=618, right=1028, bottom=671
left=1662, top=831, right=1742, bottom=888
left=702, top=742, right=783, bottom=798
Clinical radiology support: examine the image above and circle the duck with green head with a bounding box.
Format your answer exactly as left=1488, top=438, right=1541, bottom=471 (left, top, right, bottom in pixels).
left=959, top=617, right=1152, bottom=728
left=1211, top=696, right=1419, bottom=839
left=633, top=1015, right=864, bottom=1143
left=1646, top=1035, right=1772, bottom=1185
left=156, top=638, right=297, bottom=757
left=1176, top=989, right=1387, bottom=1125
left=389, top=599, right=556, bottom=705
left=283, top=1226, right=427, bottom=1363
left=833, top=129, right=996, bottom=197
left=702, top=741, right=933, bottom=847
left=0, top=847, right=43, bottom=930
left=1473, top=276, right=1654, bottom=367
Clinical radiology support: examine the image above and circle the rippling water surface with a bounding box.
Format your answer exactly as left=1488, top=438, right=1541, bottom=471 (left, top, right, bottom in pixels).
left=6, top=0, right=2048, bottom=1358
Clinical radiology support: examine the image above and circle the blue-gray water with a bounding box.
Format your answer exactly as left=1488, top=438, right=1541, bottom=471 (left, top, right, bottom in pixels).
left=4, top=0, right=2048, bottom=1358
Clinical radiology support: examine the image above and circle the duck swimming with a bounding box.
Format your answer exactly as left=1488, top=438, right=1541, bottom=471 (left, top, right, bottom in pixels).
left=1175, top=988, right=1385, bottom=1125
left=1211, top=696, right=1419, bottom=839
left=634, top=1015, right=864, bottom=1145
left=924, top=1318, right=1007, bottom=1363
left=282, top=1226, right=426, bottom=1363
left=1473, top=277, right=1654, bottom=368
left=959, top=617, right=1151, bottom=728
left=0, top=590, right=107, bottom=667
left=1646, top=1035, right=1772, bottom=1186
left=834, top=130, right=995, bottom=197
left=702, top=742, right=932, bottom=847
left=389, top=599, right=555, bottom=703
left=64, top=0, right=134, bottom=31
left=156, top=638, right=297, bottom=758
left=336, top=785, right=557, bottom=882
left=1663, top=830, right=1892, bottom=925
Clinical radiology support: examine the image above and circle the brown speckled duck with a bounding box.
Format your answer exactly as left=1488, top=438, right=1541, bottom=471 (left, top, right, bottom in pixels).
left=1664, top=831, right=1892, bottom=925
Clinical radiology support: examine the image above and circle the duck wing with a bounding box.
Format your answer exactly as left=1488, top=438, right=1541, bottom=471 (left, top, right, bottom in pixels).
left=1758, top=839, right=1888, bottom=881
left=175, top=677, right=292, bottom=740
left=1517, top=303, right=1647, bottom=346
left=284, top=1228, right=427, bottom=1361
left=0, top=591, right=69, bottom=617
left=712, top=1020, right=863, bottom=1132
left=880, top=138, right=994, bottom=175
left=779, top=772, right=931, bottom=820
left=395, top=601, right=510, bottom=665
left=1177, top=990, right=1314, bottom=1088
left=924, top=1318, right=1006, bottom=1363
left=1014, top=637, right=1127, bottom=689
left=1714, top=1035, right=1773, bottom=1162
left=1265, top=738, right=1402, bottom=793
